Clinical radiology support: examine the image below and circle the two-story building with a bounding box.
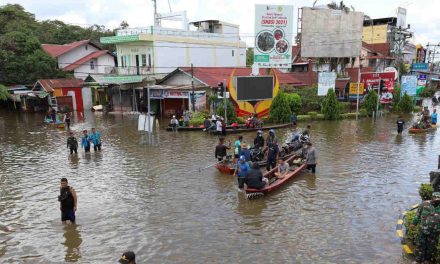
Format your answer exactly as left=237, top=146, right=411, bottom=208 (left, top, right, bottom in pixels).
left=42, top=40, right=116, bottom=81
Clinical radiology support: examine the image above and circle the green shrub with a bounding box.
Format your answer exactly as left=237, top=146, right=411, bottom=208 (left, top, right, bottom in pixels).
left=315, top=114, right=325, bottom=120
left=397, top=93, right=414, bottom=113
left=269, top=91, right=292, bottom=123
left=290, top=85, right=322, bottom=114
left=359, top=108, right=368, bottom=117
left=392, top=87, right=401, bottom=111
left=419, top=86, right=436, bottom=98
left=321, top=89, right=341, bottom=120
left=362, top=90, right=379, bottom=115
left=339, top=102, right=351, bottom=113
left=0, top=84, right=10, bottom=101
left=286, top=93, right=302, bottom=115
left=216, top=99, right=237, bottom=123
left=297, top=115, right=311, bottom=121
left=341, top=112, right=358, bottom=119
left=308, top=111, right=318, bottom=117
left=404, top=210, right=418, bottom=243
left=189, top=111, right=208, bottom=126
left=419, top=183, right=434, bottom=201
left=413, top=106, right=422, bottom=113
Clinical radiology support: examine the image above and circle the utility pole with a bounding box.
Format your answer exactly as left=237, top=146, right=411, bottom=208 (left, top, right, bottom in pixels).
left=152, top=0, right=159, bottom=27
left=191, top=63, right=195, bottom=111
left=356, top=63, right=362, bottom=120
left=223, top=79, right=227, bottom=125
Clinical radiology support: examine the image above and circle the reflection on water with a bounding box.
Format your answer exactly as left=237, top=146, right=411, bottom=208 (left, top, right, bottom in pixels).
left=62, top=224, right=82, bottom=262
left=0, top=110, right=438, bottom=263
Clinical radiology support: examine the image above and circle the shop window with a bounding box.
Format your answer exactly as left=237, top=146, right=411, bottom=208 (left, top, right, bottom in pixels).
left=90, top=60, right=95, bottom=70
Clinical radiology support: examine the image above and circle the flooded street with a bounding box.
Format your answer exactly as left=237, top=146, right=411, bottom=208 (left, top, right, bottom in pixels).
left=0, top=110, right=438, bottom=263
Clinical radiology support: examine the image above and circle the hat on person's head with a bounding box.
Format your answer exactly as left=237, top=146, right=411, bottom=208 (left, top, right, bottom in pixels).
left=239, top=155, right=246, bottom=161
left=83, top=129, right=87, bottom=132
left=433, top=192, right=440, bottom=199
left=269, top=129, right=275, bottom=133
left=172, top=115, right=176, bottom=118
left=119, top=251, right=136, bottom=264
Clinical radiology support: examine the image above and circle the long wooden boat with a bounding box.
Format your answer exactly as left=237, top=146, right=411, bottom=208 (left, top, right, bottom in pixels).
left=214, top=152, right=297, bottom=175
left=166, top=123, right=290, bottom=133
left=409, top=124, right=437, bottom=134
left=245, top=155, right=306, bottom=198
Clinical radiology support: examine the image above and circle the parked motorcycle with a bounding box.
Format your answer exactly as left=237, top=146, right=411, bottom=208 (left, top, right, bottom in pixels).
left=249, top=147, right=265, bottom=162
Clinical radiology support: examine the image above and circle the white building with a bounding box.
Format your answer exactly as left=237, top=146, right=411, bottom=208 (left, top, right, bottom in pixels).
left=42, top=40, right=116, bottom=81
left=100, top=19, right=247, bottom=84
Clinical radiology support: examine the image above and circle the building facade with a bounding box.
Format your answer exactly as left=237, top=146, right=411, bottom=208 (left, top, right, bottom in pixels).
left=100, top=20, right=247, bottom=84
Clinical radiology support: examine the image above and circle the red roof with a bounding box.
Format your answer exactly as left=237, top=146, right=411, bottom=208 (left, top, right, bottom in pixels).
left=42, top=40, right=90, bottom=58
left=63, top=50, right=110, bottom=71
left=176, top=67, right=304, bottom=87
left=33, top=79, right=84, bottom=92
left=362, top=42, right=391, bottom=56
left=346, top=67, right=374, bottom=82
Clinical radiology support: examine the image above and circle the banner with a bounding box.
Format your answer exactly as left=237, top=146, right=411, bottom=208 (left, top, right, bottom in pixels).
left=254, top=5, right=293, bottom=68
left=189, top=92, right=206, bottom=112
left=401, top=75, right=418, bottom=96
left=348, top=82, right=365, bottom=100
left=360, top=72, right=395, bottom=103
left=138, top=114, right=154, bottom=132
left=318, top=72, right=337, bottom=96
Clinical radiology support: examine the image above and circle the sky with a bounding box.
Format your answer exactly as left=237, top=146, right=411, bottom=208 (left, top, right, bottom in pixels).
left=1, top=0, right=439, bottom=47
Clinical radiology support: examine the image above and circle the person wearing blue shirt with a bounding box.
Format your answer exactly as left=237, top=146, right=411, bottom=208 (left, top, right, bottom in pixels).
left=432, top=109, right=438, bottom=125
left=240, top=143, right=251, bottom=162
left=81, top=129, right=90, bottom=152
left=90, top=128, right=102, bottom=152
left=233, top=155, right=250, bottom=190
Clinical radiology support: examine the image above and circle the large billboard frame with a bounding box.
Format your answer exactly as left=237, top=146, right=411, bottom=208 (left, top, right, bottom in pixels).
left=254, top=4, right=294, bottom=68
left=300, top=7, right=364, bottom=58
left=235, top=76, right=274, bottom=101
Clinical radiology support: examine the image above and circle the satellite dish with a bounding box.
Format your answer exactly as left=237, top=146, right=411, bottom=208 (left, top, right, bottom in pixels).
left=384, top=67, right=398, bottom=80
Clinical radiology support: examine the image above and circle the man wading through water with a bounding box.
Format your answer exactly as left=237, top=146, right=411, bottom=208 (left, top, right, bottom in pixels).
left=58, top=178, right=77, bottom=224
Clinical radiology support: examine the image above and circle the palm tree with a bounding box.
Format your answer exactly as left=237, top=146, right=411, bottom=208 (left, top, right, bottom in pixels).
left=327, top=1, right=350, bottom=13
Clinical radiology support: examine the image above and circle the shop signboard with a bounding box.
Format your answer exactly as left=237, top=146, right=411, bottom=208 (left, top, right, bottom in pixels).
left=348, top=82, right=365, bottom=100
left=401, top=75, right=418, bottom=96
left=412, top=63, right=428, bottom=71
left=360, top=72, right=395, bottom=103
left=317, top=72, right=337, bottom=96
left=254, top=4, right=294, bottom=68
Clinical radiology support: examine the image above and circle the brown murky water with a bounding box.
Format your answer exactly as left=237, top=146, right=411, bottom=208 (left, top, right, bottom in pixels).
left=0, top=110, right=437, bottom=263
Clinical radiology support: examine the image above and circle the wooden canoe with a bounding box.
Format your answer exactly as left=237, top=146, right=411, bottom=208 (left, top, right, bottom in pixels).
left=409, top=124, right=437, bottom=134
left=245, top=155, right=306, bottom=197
left=214, top=152, right=297, bottom=175
left=166, top=123, right=290, bottom=133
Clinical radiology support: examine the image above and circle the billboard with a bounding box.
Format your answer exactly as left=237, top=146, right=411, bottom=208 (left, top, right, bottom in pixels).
left=236, top=76, right=274, bottom=101
left=361, top=72, right=395, bottom=103
left=301, top=7, right=363, bottom=58
left=349, top=82, right=365, bottom=100
left=317, top=72, right=337, bottom=96
left=396, top=7, right=407, bottom=28
left=254, top=5, right=294, bottom=68
left=401, top=75, right=417, bottom=96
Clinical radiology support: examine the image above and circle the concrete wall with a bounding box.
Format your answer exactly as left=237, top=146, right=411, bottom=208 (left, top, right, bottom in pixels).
left=362, top=25, right=389, bottom=44
left=58, top=44, right=99, bottom=69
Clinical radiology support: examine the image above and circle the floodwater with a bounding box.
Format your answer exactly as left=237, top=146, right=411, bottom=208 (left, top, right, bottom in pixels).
left=0, top=109, right=438, bottom=263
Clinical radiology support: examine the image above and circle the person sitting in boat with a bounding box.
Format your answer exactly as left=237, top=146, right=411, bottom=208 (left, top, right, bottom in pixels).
left=274, top=158, right=290, bottom=179
left=240, top=143, right=251, bottom=162
left=302, top=125, right=311, bottom=138
left=432, top=109, right=438, bottom=125
left=245, top=162, right=268, bottom=190
left=215, top=137, right=230, bottom=162
left=233, top=155, right=251, bottom=191
left=254, top=130, right=265, bottom=149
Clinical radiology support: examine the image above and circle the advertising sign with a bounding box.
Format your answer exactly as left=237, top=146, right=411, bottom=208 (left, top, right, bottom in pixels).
left=401, top=75, right=418, bottom=96
left=189, top=92, right=206, bottom=112
left=418, top=74, right=427, bottom=86
left=318, top=72, right=337, bottom=96
left=396, top=7, right=407, bottom=28
left=360, top=72, right=396, bottom=103
left=254, top=4, right=293, bottom=68
left=412, top=63, right=429, bottom=71
left=349, top=82, right=365, bottom=100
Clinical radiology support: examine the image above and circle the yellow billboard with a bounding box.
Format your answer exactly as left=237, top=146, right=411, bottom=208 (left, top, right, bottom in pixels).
left=349, top=82, right=364, bottom=95
left=362, top=24, right=388, bottom=44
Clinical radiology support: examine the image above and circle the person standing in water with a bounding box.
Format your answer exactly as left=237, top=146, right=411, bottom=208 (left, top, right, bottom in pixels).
left=396, top=116, right=405, bottom=134
left=64, top=112, right=71, bottom=129
left=431, top=109, right=438, bottom=125
left=81, top=129, right=91, bottom=153
left=58, top=178, right=77, bottom=224
left=66, top=132, right=78, bottom=155
left=90, top=128, right=102, bottom=152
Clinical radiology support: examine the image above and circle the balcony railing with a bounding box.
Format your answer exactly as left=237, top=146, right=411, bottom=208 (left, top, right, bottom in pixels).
left=105, top=66, right=152, bottom=76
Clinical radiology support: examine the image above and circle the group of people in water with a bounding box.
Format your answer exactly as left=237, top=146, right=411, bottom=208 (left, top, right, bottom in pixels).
left=215, top=125, right=318, bottom=191
left=66, top=128, right=102, bottom=154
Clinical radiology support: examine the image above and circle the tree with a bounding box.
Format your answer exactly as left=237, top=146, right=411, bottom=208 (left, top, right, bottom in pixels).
left=120, top=20, right=129, bottom=29
left=0, top=31, right=61, bottom=85
left=321, top=89, right=340, bottom=120
left=327, top=1, right=350, bottom=13
left=216, top=99, right=237, bottom=123
left=397, top=92, right=414, bottom=113
left=362, top=90, right=379, bottom=115
left=246, top=48, right=254, bottom=66
left=286, top=93, right=302, bottom=114
left=0, top=84, right=11, bottom=101
left=269, top=91, right=292, bottom=123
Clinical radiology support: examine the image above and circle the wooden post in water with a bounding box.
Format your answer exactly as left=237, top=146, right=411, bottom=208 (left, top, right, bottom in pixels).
left=438, top=155, right=440, bottom=169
